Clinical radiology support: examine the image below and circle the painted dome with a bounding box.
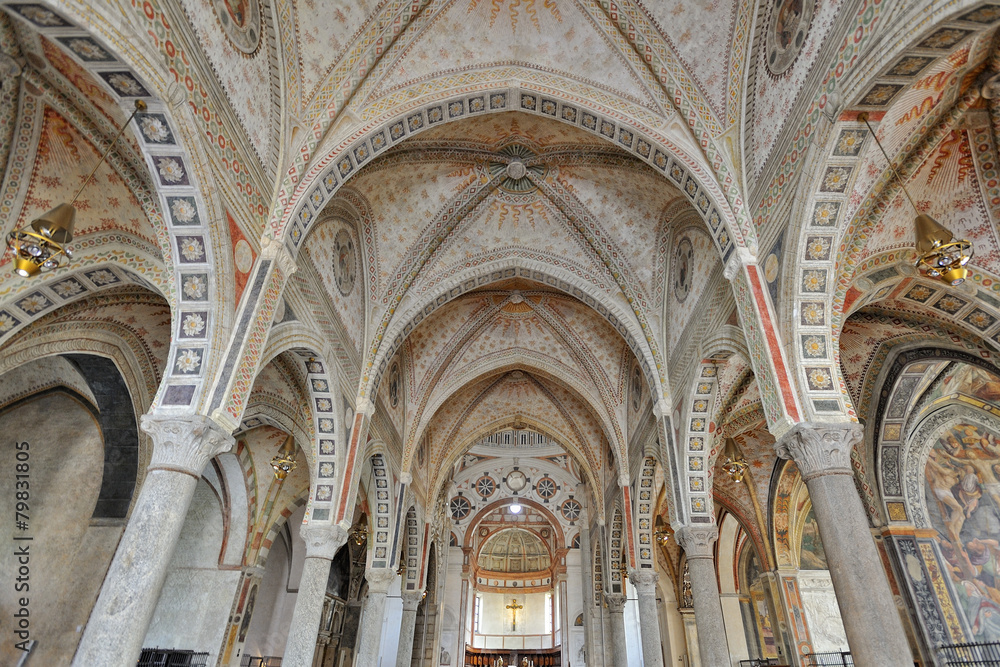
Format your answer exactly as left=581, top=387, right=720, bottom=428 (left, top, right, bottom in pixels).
left=477, top=528, right=551, bottom=573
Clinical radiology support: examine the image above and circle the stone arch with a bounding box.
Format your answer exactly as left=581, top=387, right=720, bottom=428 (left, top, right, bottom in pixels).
left=0, top=4, right=223, bottom=411
left=275, top=89, right=751, bottom=263
left=364, top=453, right=395, bottom=570
left=786, top=3, right=1000, bottom=422
left=461, top=497, right=567, bottom=553
left=633, top=457, right=658, bottom=570
left=607, top=506, right=625, bottom=595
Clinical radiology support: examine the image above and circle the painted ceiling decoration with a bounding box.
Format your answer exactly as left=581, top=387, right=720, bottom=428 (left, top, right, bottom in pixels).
left=12, top=3, right=1000, bottom=663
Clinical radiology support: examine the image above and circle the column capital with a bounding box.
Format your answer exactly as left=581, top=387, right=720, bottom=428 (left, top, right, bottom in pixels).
left=260, top=233, right=297, bottom=277
left=604, top=592, right=627, bottom=613
left=401, top=590, right=425, bottom=611
left=366, top=567, right=396, bottom=594
left=774, top=421, right=862, bottom=480
left=141, top=414, right=234, bottom=476
left=300, top=523, right=349, bottom=560
left=675, top=525, right=719, bottom=559
left=629, top=569, right=660, bottom=595
left=724, top=247, right=755, bottom=281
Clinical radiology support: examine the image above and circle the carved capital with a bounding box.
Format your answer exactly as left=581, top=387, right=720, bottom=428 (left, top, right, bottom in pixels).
left=260, top=234, right=298, bottom=277
left=724, top=247, right=755, bottom=281
left=675, top=525, right=718, bottom=560
left=399, top=472, right=413, bottom=485
left=142, top=415, right=234, bottom=476
left=604, top=592, right=627, bottom=613
left=629, top=569, right=660, bottom=595
left=774, top=421, right=861, bottom=480
left=366, top=567, right=396, bottom=594
left=401, top=590, right=425, bottom=612
left=300, top=523, right=349, bottom=560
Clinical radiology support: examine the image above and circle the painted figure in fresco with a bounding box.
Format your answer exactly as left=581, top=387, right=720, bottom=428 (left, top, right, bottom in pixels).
left=223, top=0, right=249, bottom=27
left=926, top=421, right=1000, bottom=640
left=774, top=0, right=804, bottom=50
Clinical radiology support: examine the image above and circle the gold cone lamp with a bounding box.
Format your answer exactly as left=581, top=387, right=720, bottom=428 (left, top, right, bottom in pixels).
left=721, top=437, right=749, bottom=483
left=859, top=112, right=974, bottom=286
left=5, top=100, right=145, bottom=278
left=269, top=434, right=297, bottom=481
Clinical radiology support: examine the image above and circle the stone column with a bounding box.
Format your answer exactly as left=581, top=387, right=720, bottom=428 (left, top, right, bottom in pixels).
left=605, top=592, right=630, bottom=667
left=630, top=569, right=665, bottom=667
left=776, top=422, right=911, bottom=666
left=282, top=524, right=349, bottom=667
left=578, top=520, right=597, bottom=665
left=73, top=416, right=234, bottom=667
left=396, top=590, right=424, bottom=667
left=355, top=568, right=396, bottom=664
left=675, top=526, right=729, bottom=667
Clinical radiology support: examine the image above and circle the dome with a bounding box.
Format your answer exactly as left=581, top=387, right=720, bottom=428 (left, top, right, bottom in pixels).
left=477, top=528, right=551, bottom=573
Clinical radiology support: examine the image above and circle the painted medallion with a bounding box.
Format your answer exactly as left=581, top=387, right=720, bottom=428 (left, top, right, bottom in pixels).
left=211, top=0, right=262, bottom=55
left=766, top=0, right=814, bottom=75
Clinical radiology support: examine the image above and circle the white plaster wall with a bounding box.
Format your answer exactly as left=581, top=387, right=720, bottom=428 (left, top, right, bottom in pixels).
left=144, top=478, right=240, bottom=664
left=438, top=546, right=466, bottom=664
left=797, top=570, right=848, bottom=653
left=376, top=576, right=404, bottom=666
left=0, top=393, right=119, bottom=667
left=478, top=591, right=549, bottom=636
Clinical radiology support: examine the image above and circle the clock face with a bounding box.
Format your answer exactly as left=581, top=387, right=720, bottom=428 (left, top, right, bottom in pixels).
left=506, top=470, right=527, bottom=492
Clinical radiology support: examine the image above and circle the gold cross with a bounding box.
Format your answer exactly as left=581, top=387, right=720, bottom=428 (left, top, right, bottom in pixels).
left=505, top=599, right=524, bottom=631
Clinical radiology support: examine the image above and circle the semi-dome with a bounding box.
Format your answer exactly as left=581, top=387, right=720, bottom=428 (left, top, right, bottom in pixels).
left=477, top=528, right=551, bottom=573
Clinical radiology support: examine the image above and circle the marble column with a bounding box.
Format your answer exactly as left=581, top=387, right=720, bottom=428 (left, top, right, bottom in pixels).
left=73, top=416, right=234, bottom=667
left=578, top=520, right=596, bottom=666
left=776, top=422, right=910, bottom=666
left=604, top=592, right=629, bottom=667
left=675, top=526, right=729, bottom=667
left=282, top=524, right=349, bottom=667
left=630, top=569, right=665, bottom=667
left=396, top=590, right=424, bottom=667
left=355, top=568, right=396, bottom=664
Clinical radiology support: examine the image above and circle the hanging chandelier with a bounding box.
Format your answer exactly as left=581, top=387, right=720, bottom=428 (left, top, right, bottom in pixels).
left=721, top=437, right=749, bottom=483
left=269, top=434, right=298, bottom=481
left=858, top=112, right=973, bottom=286
left=5, top=99, right=145, bottom=278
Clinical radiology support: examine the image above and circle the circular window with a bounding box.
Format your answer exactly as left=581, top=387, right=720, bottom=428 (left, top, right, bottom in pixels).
left=450, top=496, right=471, bottom=521
left=475, top=475, right=496, bottom=498
left=561, top=499, right=582, bottom=521
left=535, top=477, right=557, bottom=499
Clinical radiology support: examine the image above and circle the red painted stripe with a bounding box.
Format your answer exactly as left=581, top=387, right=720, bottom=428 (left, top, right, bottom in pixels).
left=337, top=412, right=366, bottom=521
left=622, top=486, right=636, bottom=567
left=746, top=267, right=801, bottom=421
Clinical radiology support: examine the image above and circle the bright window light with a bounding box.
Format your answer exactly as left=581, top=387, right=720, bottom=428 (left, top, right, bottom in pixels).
left=509, top=503, right=522, bottom=514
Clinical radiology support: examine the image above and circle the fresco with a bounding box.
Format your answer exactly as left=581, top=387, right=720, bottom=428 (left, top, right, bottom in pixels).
left=798, top=506, right=828, bottom=570
left=923, top=364, right=1000, bottom=405
left=925, top=421, right=1000, bottom=641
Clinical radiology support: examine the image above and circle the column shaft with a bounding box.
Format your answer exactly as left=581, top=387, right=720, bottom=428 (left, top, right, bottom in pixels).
left=778, top=423, right=911, bottom=666
left=578, top=524, right=596, bottom=666
left=676, top=526, right=729, bottom=667
left=355, top=568, right=396, bottom=664
left=284, top=556, right=335, bottom=667
left=604, top=593, right=629, bottom=667
left=396, top=592, right=423, bottom=667
left=631, top=570, right=665, bottom=667
left=73, top=416, right=232, bottom=667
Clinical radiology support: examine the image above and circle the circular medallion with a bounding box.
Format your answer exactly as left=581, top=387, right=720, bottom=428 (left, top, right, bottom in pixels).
left=332, top=228, right=357, bottom=297
left=535, top=477, right=557, bottom=499
left=764, top=252, right=780, bottom=283
left=672, top=237, right=695, bottom=303
left=561, top=499, right=582, bottom=521
left=475, top=475, right=497, bottom=498
left=234, top=239, right=253, bottom=273
left=388, top=362, right=400, bottom=408
left=450, top=496, right=471, bottom=521
left=211, top=0, right=262, bottom=55
left=766, top=0, right=814, bottom=76
left=506, top=470, right=527, bottom=492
